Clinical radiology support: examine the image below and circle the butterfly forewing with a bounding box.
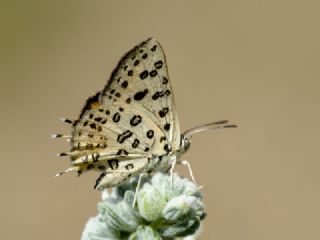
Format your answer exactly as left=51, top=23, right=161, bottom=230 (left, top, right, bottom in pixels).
left=100, top=38, right=180, bottom=154
left=67, top=38, right=181, bottom=188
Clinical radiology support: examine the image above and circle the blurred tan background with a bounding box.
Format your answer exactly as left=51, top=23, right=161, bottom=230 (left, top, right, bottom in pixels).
left=1, top=0, right=320, bottom=239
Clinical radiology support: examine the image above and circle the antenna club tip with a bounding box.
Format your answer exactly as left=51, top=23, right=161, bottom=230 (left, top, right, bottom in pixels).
left=225, top=124, right=238, bottom=128
left=213, top=120, right=229, bottom=125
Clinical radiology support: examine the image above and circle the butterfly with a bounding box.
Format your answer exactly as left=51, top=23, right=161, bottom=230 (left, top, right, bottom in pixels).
left=54, top=38, right=237, bottom=192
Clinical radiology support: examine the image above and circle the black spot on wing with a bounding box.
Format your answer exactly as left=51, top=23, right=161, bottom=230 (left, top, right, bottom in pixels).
left=134, top=59, right=140, bottom=66
left=152, top=90, right=168, bottom=100
left=117, top=149, right=128, bottom=156
left=162, top=77, right=168, bottom=84
left=101, top=118, right=107, bottom=124
left=130, top=115, right=142, bottom=126
left=132, top=139, right=140, bottom=148
left=121, top=81, right=128, bottom=88
left=158, top=107, right=169, bottom=118
left=117, top=130, right=133, bottom=143
left=94, top=117, right=102, bottom=122
left=164, top=123, right=170, bottom=131
left=140, top=70, right=148, bottom=80
left=164, top=144, right=171, bottom=152
left=134, top=89, right=149, bottom=101
left=113, top=112, right=121, bottom=122
left=154, top=60, right=163, bottom=69
left=149, top=70, right=158, bottom=77
left=108, top=159, right=119, bottom=170
left=94, top=172, right=106, bottom=189
left=160, top=136, right=166, bottom=142
left=151, top=45, right=157, bottom=52
left=128, top=70, right=133, bottom=76
left=146, top=130, right=154, bottom=138
left=125, top=164, right=134, bottom=170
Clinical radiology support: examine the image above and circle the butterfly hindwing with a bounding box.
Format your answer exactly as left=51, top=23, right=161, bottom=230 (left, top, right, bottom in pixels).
left=94, top=158, right=148, bottom=190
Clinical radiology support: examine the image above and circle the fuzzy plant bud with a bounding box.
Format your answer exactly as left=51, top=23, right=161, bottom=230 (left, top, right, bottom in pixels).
left=137, top=182, right=167, bottom=221
left=81, top=172, right=205, bottom=240
left=128, top=226, right=162, bottom=240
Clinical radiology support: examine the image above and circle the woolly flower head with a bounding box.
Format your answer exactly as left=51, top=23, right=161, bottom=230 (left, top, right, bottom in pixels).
left=81, top=172, right=205, bottom=240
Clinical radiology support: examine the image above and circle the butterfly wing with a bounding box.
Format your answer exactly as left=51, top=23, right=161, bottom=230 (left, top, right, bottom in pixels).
left=100, top=38, right=181, bottom=154
left=64, top=38, right=181, bottom=188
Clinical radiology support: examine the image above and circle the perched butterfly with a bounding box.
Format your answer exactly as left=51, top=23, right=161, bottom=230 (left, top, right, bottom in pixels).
left=54, top=38, right=236, bottom=192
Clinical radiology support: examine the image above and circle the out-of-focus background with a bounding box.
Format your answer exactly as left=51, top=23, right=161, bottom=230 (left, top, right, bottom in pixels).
left=1, top=1, right=319, bottom=239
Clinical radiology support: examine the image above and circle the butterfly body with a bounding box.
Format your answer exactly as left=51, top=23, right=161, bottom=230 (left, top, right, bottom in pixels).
left=55, top=38, right=236, bottom=190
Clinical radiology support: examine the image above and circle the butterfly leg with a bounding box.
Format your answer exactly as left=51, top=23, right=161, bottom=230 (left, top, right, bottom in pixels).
left=169, top=157, right=177, bottom=187
left=132, top=173, right=146, bottom=208
left=178, top=160, right=197, bottom=184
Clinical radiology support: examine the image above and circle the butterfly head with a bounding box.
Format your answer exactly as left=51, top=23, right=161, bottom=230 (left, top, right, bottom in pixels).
left=179, top=134, right=191, bottom=155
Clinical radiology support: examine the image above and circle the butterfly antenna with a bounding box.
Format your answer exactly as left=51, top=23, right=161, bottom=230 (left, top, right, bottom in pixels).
left=183, top=120, right=237, bottom=140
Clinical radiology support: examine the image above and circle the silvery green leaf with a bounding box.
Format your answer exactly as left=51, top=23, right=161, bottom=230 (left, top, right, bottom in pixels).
left=82, top=172, right=205, bottom=239
left=181, top=222, right=203, bottom=240
left=98, top=200, right=142, bottom=232
left=158, top=217, right=200, bottom=238
left=81, top=216, right=120, bottom=240
left=151, top=172, right=172, bottom=200
left=151, top=173, right=200, bottom=201
left=137, top=182, right=166, bottom=221
left=190, top=198, right=205, bottom=218
left=181, top=181, right=202, bottom=198
left=129, top=226, right=161, bottom=240
left=163, top=195, right=200, bottom=221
